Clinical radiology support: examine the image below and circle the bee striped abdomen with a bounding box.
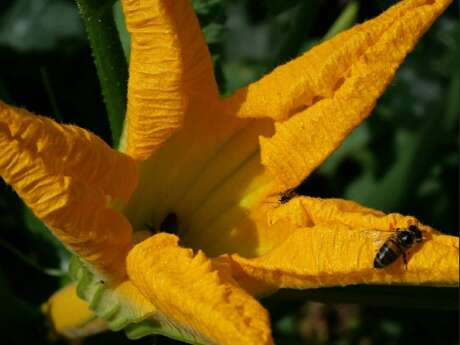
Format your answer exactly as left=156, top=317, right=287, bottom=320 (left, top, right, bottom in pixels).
left=372, top=225, right=423, bottom=269
left=373, top=237, right=403, bottom=268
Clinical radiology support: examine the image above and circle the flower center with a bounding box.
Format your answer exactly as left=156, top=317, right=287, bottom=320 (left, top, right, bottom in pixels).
left=159, top=213, right=179, bottom=234
left=122, top=109, right=277, bottom=257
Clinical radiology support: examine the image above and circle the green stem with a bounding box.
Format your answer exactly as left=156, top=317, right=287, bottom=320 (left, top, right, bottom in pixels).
left=75, top=0, right=128, bottom=148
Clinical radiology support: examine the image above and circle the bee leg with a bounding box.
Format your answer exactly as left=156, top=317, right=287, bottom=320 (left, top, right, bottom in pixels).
left=402, top=252, right=408, bottom=270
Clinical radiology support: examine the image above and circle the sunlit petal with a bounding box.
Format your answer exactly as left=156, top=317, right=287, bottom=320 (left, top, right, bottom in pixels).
left=221, top=0, right=452, bottom=191
left=123, top=0, right=219, bottom=159
left=0, top=101, right=138, bottom=280
left=127, top=233, right=274, bottom=345
left=222, top=197, right=459, bottom=296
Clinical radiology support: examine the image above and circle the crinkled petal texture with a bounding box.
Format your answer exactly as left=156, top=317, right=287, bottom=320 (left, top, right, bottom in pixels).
left=127, top=233, right=274, bottom=345
left=221, top=197, right=459, bottom=297
left=124, top=0, right=454, bottom=262
left=0, top=101, right=138, bottom=281
left=2, top=0, right=455, bottom=342
left=222, top=0, right=453, bottom=191
left=123, top=0, right=219, bottom=159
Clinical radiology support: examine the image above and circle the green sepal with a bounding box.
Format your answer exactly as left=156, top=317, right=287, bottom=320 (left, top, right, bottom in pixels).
left=124, top=320, right=205, bottom=345
left=69, top=256, right=150, bottom=331
left=69, top=256, right=210, bottom=344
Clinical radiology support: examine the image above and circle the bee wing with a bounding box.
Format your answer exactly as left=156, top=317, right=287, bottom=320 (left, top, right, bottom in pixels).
left=356, top=228, right=393, bottom=249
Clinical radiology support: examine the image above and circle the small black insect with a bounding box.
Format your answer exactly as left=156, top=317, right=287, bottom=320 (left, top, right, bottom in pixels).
left=279, top=189, right=298, bottom=204
left=373, top=225, right=424, bottom=269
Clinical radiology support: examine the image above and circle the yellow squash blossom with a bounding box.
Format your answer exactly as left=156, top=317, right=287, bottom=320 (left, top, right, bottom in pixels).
left=0, top=0, right=458, bottom=344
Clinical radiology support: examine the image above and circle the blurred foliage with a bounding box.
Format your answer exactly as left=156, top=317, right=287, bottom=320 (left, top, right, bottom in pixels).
left=0, top=0, right=82, bottom=52
left=0, top=0, right=458, bottom=345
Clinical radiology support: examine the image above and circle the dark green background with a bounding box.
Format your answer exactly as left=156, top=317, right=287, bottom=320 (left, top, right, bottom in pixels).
left=0, top=0, right=458, bottom=344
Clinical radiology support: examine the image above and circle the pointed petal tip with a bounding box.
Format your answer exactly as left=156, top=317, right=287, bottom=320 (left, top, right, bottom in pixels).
left=222, top=0, right=452, bottom=121
left=219, top=0, right=453, bottom=191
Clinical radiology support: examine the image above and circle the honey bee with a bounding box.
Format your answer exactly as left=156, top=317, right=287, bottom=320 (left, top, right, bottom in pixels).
left=373, top=225, right=424, bottom=269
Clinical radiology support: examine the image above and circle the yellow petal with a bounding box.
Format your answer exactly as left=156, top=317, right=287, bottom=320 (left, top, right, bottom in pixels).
left=0, top=102, right=138, bottom=281
left=223, top=197, right=459, bottom=296
left=43, top=283, right=107, bottom=339
left=122, top=0, right=219, bottom=159
left=223, top=0, right=451, bottom=121
left=221, top=0, right=452, bottom=190
left=151, top=0, right=453, bottom=260
left=124, top=0, right=451, bottom=263
left=127, top=233, right=274, bottom=345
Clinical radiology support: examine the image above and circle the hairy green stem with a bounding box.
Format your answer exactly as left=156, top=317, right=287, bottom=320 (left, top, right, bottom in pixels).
left=75, top=0, right=128, bottom=148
